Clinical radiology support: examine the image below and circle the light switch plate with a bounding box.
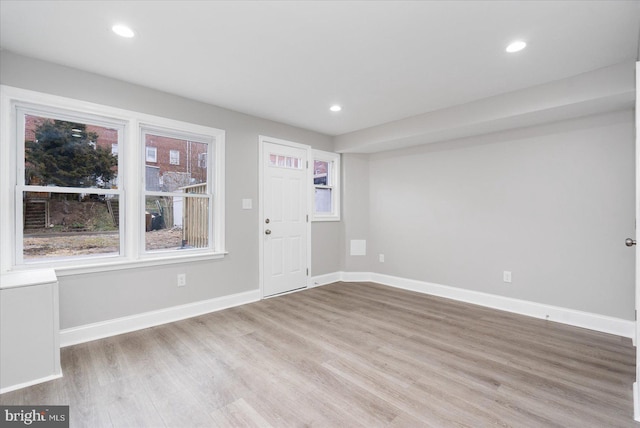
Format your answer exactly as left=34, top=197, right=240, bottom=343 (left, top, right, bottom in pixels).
left=503, top=271, right=512, bottom=283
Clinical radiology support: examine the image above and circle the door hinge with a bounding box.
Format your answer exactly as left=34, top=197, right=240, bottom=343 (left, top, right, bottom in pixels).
left=306, top=268, right=309, bottom=276
left=306, top=214, right=309, bottom=222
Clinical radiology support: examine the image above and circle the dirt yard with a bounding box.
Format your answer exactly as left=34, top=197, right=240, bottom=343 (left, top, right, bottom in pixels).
left=23, top=228, right=183, bottom=258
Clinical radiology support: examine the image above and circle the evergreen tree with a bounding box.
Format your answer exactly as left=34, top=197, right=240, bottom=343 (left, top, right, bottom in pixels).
left=25, top=119, right=117, bottom=188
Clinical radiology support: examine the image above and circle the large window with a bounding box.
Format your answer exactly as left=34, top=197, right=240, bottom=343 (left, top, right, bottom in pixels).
left=0, top=86, right=225, bottom=273
left=142, top=129, right=212, bottom=253
left=18, top=110, right=124, bottom=264
left=312, top=149, right=340, bottom=221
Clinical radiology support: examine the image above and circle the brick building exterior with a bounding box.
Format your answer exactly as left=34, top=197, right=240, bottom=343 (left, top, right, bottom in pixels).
left=25, top=115, right=208, bottom=191
left=144, top=134, right=208, bottom=192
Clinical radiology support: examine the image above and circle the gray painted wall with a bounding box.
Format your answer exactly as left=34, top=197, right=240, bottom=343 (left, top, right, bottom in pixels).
left=0, top=51, right=341, bottom=329
left=1, top=50, right=634, bottom=328
left=340, top=154, right=373, bottom=272
left=365, top=110, right=635, bottom=319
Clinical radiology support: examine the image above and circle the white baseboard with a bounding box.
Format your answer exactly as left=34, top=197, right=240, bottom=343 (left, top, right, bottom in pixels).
left=60, top=289, right=261, bottom=347
left=0, top=373, right=63, bottom=395
left=59, top=272, right=634, bottom=348
left=331, top=271, right=635, bottom=339
left=635, top=382, right=640, bottom=422
left=339, top=271, right=372, bottom=282
left=310, top=272, right=342, bottom=287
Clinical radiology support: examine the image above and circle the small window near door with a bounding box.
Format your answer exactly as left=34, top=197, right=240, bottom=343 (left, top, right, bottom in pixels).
left=312, top=150, right=340, bottom=221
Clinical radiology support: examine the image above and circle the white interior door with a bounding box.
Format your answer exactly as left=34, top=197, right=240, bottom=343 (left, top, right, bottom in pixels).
left=261, top=139, right=309, bottom=297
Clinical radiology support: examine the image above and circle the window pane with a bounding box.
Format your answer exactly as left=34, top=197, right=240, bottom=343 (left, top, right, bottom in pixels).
left=144, top=134, right=208, bottom=192
left=23, top=192, right=120, bottom=260
left=145, top=195, right=209, bottom=251
left=314, top=160, right=330, bottom=185
left=315, top=188, right=333, bottom=213
left=269, top=153, right=302, bottom=169
left=24, top=115, right=119, bottom=189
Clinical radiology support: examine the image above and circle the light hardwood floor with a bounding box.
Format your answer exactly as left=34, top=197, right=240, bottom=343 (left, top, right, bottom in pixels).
left=1, top=281, right=637, bottom=427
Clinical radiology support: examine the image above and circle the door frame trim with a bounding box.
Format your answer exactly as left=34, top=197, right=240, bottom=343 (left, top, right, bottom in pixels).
left=634, top=61, right=639, bottom=422
left=258, top=135, right=312, bottom=299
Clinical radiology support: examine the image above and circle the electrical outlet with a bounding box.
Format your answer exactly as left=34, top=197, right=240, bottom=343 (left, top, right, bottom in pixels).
left=503, top=271, right=512, bottom=283
left=379, top=254, right=385, bottom=263
left=177, top=273, right=186, bottom=287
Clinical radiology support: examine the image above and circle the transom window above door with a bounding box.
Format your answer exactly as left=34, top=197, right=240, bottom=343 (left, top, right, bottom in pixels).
left=269, top=154, right=302, bottom=169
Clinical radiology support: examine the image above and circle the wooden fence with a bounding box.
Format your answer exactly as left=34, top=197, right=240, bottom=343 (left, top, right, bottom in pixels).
left=182, top=183, right=208, bottom=248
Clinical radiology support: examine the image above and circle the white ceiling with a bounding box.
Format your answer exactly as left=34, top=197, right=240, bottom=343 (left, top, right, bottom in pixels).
left=1, top=1, right=638, bottom=136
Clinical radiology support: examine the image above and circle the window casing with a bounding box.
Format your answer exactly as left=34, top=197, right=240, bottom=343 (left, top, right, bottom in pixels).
left=0, top=85, right=226, bottom=273
left=312, top=149, right=340, bottom=221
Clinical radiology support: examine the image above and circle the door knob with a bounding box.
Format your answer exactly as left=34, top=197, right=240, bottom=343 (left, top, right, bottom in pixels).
left=265, top=229, right=272, bottom=235
left=625, top=238, right=636, bottom=247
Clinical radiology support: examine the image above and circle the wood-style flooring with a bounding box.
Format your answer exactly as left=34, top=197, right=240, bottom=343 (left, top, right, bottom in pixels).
left=1, top=281, right=637, bottom=427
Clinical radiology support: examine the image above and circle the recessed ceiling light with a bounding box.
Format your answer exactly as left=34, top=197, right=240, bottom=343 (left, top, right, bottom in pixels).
left=112, top=24, right=135, bottom=38
left=329, top=105, right=342, bottom=112
left=506, top=40, right=526, bottom=53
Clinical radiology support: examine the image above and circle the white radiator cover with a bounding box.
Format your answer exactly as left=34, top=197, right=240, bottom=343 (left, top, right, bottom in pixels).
left=0, top=269, right=62, bottom=393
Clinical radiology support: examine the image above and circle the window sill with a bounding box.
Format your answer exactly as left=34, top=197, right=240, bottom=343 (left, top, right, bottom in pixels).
left=11, top=252, right=228, bottom=277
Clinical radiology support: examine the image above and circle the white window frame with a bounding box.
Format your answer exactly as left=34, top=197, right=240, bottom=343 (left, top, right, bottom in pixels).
left=0, top=85, right=226, bottom=275
left=169, top=149, right=180, bottom=165
left=13, top=104, right=126, bottom=266
left=111, top=143, right=118, bottom=156
left=145, top=146, right=157, bottom=162
left=141, top=126, right=215, bottom=255
left=312, top=149, right=341, bottom=221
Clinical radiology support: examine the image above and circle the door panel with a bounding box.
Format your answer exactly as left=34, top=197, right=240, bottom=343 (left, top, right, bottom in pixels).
left=271, top=237, right=284, bottom=276
left=263, top=141, right=308, bottom=297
